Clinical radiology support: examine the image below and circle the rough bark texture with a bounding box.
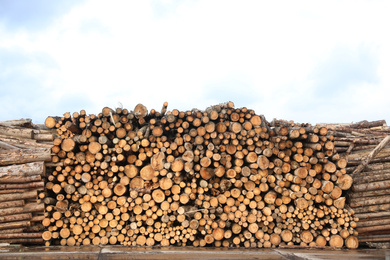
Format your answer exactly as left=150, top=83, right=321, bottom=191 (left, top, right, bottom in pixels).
left=0, top=123, right=51, bottom=245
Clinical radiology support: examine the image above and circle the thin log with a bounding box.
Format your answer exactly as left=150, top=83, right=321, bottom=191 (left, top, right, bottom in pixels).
left=0, top=119, right=32, bottom=127
left=359, top=234, right=390, bottom=243
left=352, top=203, right=390, bottom=214
left=0, top=181, right=44, bottom=189
left=0, top=162, right=44, bottom=179
left=0, top=189, right=26, bottom=194
left=350, top=120, right=387, bottom=129
left=0, top=149, right=51, bottom=166
left=0, top=175, right=42, bottom=184
left=352, top=136, right=390, bottom=175
left=0, top=213, right=32, bottom=223
left=0, top=141, right=19, bottom=150
left=357, top=217, right=390, bottom=228
left=0, top=200, right=24, bottom=209
left=348, top=156, right=390, bottom=166
left=0, top=238, right=43, bottom=244
left=349, top=189, right=390, bottom=199
left=347, top=162, right=390, bottom=174
left=350, top=196, right=390, bottom=208
left=0, top=232, right=43, bottom=239
left=357, top=224, right=390, bottom=234
left=0, top=220, right=30, bottom=230
left=352, top=180, right=390, bottom=192
left=0, top=190, right=37, bottom=202
left=0, top=125, right=34, bottom=139
left=0, top=135, right=53, bottom=149
left=355, top=211, right=390, bottom=220
left=353, top=170, right=390, bottom=184
left=0, top=203, right=45, bottom=216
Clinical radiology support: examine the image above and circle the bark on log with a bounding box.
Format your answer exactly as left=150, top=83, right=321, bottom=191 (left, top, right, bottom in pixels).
left=352, top=180, right=390, bottom=192
left=352, top=136, right=390, bottom=175
left=0, top=190, right=37, bottom=202
left=0, top=149, right=51, bottom=166
left=0, top=220, right=30, bottom=230
left=0, top=119, right=33, bottom=127
left=0, top=125, right=34, bottom=139
left=0, top=162, right=45, bottom=178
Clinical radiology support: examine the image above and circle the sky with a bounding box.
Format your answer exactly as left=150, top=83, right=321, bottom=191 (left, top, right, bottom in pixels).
left=0, top=0, right=389, bottom=125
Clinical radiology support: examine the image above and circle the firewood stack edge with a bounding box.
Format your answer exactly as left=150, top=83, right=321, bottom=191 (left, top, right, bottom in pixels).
left=0, top=119, right=53, bottom=244
left=319, top=120, right=390, bottom=248
left=40, top=102, right=361, bottom=249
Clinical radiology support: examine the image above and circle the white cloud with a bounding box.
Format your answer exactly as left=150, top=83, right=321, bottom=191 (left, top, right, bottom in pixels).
left=0, top=0, right=389, bottom=124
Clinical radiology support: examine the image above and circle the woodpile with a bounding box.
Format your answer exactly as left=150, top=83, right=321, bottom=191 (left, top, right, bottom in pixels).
left=322, top=120, right=390, bottom=248
left=42, top=102, right=358, bottom=248
left=0, top=119, right=53, bottom=245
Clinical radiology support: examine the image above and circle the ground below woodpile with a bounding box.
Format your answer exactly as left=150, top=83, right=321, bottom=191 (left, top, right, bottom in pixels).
left=0, top=246, right=389, bottom=260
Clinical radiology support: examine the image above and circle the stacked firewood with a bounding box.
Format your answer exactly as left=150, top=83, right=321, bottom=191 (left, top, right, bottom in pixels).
left=320, top=120, right=390, bottom=247
left=0, top=119, right=53, bottom=244
left=42, top=102, right=358, bottom=248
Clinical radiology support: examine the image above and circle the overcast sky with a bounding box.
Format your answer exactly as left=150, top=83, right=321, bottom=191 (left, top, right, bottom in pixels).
left=0, top=0, right=389, bottom=125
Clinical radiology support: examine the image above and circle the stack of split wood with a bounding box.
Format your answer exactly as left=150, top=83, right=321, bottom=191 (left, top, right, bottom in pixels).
left=0, top=119, right=53, bottom=245
left=42, top=102, right=358, bottom=248
left=319, top=120, right=390, bottom=248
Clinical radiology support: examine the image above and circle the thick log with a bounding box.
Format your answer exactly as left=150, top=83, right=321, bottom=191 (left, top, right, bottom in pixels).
left=336, top=174, right=353, bottom=190
left=44, top=117, right=57, bottom=129
left=345, top=236, right=359, bottom=249
left=134, top=104, right=148, bottom=118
